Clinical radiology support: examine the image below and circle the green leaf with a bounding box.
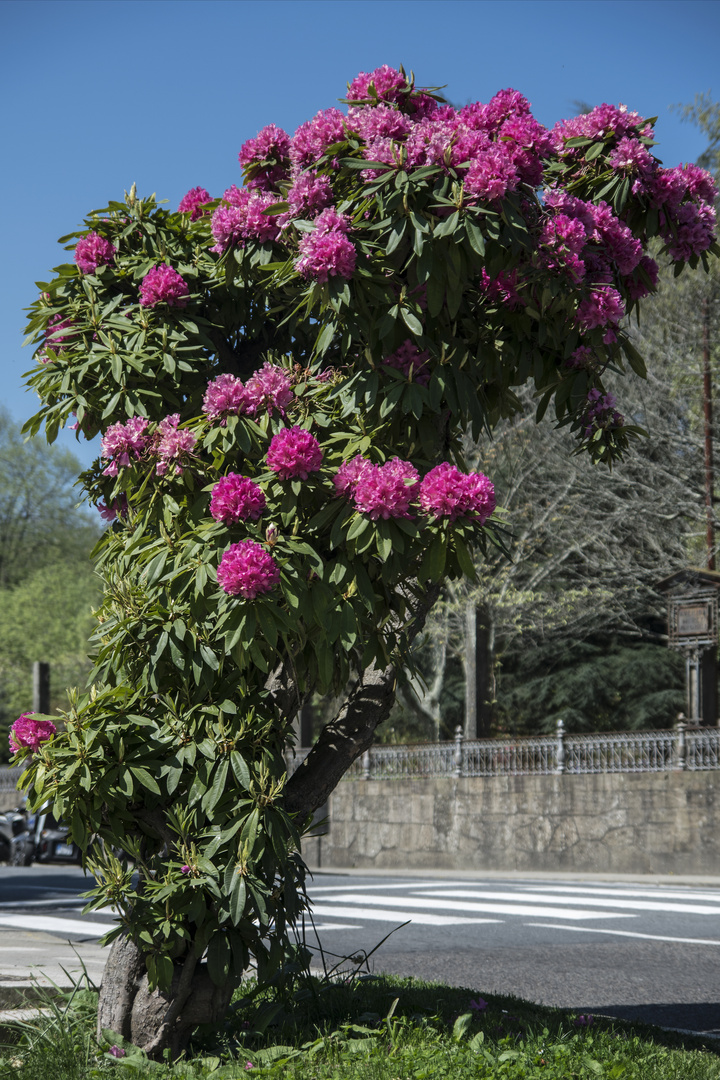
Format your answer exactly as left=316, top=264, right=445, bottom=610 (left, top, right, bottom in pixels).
left=207, top=933, right=232, bottom=986
left=400, top=308, right=423, bottom=336
left=419, top=533, right=446, bottom=582
left=202, top=758, right=229, bottom=815
left=454, top=536, right=477, bottom=581
left=129, top=767, right=161, bottom=796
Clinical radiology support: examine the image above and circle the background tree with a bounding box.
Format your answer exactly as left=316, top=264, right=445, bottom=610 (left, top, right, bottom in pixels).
left=0, top=409, right=100, bottom=762
left=11, top=66, right=717, bottom=1056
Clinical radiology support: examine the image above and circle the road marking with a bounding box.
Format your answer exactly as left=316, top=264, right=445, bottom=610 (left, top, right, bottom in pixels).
left=310, top=882, right=471, bottom=893
left=310, top=904, right=498, bottom=927
left=323, top=893, right=633, bottom=921
left=526, top=922, right=720, bottom=946
left=0, top=915, right=112, bottom=937
left=306, top=923, right=362, bottom=931
left=523, top=884, right=720, bottom=902
left=418, top=889, right=720, bottom=916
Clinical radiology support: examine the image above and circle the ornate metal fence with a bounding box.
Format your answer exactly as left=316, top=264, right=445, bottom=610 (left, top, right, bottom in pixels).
left=286, top=720, right=720, bottom=780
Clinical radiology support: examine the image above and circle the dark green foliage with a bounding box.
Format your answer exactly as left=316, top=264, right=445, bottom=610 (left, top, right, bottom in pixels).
left=495, top=637, right=686, bottom=735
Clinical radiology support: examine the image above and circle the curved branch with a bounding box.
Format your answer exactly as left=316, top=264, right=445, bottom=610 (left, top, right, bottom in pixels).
left=283, top=582, right=440, bottom=819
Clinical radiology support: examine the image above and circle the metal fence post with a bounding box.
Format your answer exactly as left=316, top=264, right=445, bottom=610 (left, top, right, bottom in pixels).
left=675, top=715, right=687, bottom=771
left=33, top=661, right=50, bottom=714
left=454, top=725, right=464, bottom=778
left=555, top=718, right=566, bottom=774
left=362, top=749, right=371, bottom=780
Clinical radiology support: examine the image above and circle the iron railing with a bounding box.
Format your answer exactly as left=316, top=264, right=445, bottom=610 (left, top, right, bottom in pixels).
left=3, top=722, right=718, bottom=796
left=285, top=720, right=720, bottom=780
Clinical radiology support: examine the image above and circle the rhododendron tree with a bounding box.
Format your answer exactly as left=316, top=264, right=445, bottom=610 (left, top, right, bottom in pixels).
left=16, top=65, right=718, bottom=1057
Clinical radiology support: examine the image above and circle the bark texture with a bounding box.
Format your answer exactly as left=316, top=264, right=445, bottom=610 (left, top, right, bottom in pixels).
left=97, top=935, right=236, bottom=1060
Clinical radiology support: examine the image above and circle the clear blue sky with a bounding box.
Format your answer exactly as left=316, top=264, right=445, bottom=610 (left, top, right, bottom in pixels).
left=1, top=0, right=718, bottom=468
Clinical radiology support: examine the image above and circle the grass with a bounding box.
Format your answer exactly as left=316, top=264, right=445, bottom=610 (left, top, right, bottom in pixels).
left=1, top=971, right=720, bottom=1080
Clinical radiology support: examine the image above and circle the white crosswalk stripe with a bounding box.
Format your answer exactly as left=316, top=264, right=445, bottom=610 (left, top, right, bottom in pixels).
left=306, top=881, right=720, bottom=932
left=321, top=891, right=634, bottom=921
left=418, top=888, right=720, bottom=915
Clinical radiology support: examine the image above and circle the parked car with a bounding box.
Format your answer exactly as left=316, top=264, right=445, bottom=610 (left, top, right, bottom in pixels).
left=0, top=804, right=33, bottom=865
left=32, top=809, right=82, bottom=864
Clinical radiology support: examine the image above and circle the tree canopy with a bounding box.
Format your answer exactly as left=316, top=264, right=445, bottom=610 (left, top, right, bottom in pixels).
left=11, top=66, right=718, bottom=1057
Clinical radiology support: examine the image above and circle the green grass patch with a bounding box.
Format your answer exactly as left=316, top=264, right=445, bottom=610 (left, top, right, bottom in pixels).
left=1, top=973, right=719, bottom=1079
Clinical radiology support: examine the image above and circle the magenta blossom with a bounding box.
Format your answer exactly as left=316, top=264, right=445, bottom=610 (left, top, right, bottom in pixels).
left=9, top=714, right=57, bottom=754
left=180, top=865, right=191, bottom=875
left=333, top=455, right=371, bottom=497
left=352, top=458, right=420, bottom=520
left=582, top=389, right=624, bottom=438
left=203, top=373, right=248, bottom=425
left=178, top=187, right=212, bottom=220
left=420, top=463, right=496, bottom=524
left=74, top=232, right=116, bottom=274
left=139, top=264, right=190, bottom=309
left=210, top=474, right=266, bottom=524
left=152, top=414, right=197, bottom=476
left=244, top=362, right=294, bottom=417
left=346, top=65, right=408, bottom=105
left=101, top=416, right=149, bottom=476
left=383, top=340, right=430, bottom=385
left=217, top=539, right=280, bottom=599
left=576, top=287, right=625, bottom=331
left=108, top=1047, right=127, bottom=1059
left=469, top=997, right=488, bottom=1013
left=267, top=427, right=323, bottom=479
left=295, top=228, right=356, bottom=282
left=290, top=108, right=347, bottom=169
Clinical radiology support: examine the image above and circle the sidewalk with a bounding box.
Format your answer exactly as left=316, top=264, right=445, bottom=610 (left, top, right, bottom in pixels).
left=0, top=926, right=107, bottom=1014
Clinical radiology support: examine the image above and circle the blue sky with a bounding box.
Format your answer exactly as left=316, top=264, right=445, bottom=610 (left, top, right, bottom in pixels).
left=1, top=0, right=718, bottom=468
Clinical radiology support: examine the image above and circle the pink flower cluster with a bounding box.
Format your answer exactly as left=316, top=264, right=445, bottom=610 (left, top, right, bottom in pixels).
left=336, top=456, right=420, bottom=520
left=202, top=365, right=293, bottom=425
left=341, top=75, right=551, bottom=196
left=576, top=286, right=625, bottom=332
left=152, top=414, right=196, bottom=476
left=9, top=713, right=57, bottom=754
left=552, top=103, right=652, bottom=154
left=101, top=416, right=149, bottom=476
left=542, top=190, right=643, bottom=283
left=238, top=124, right=291, bottom=190
left=42, top=314, right=74, bottom=360
left=139, top=264, right=190, bottom=308
left=97, top=495, right=128, bottom=522
left=203, top=373, right=247, bottom=424
left=295, top=207, right=356, bottom=282
left=335, top=456, right=496, bottom=525
left=419, top=463, right=496, bottom=523
left=211, top=187, right=282, bottom=251
left=245, top=362, right=294, bottom=416
left=346, top=65, right=409, bottom=105
left=178, top=187, right=212, bottom=220
left=290, top=109, right=347, bottom=170
left=382, top=340, right=430, bottom=385
left=266, top=427, right=323, bottom=479
left=286, top=171, right=334, bottom=218
left=75, top=232, right=116, bottom=274
left=217, top=539, right=280, bottom=598
left=479, top=269, right=523, bottom=309
left=210, top=474, right=266, bottom=524
left=581, top=389, right=624, bottom=438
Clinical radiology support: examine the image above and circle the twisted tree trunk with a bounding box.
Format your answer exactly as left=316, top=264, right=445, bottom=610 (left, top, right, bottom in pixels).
left=97, top=935, right=236, bottom=1059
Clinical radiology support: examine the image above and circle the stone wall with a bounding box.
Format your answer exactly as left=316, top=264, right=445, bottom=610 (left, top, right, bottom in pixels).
left=309, top=771, right=720, bottom=875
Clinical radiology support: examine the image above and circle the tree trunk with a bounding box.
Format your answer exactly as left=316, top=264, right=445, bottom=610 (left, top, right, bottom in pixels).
left=97, top=935, right=236, bottom=1060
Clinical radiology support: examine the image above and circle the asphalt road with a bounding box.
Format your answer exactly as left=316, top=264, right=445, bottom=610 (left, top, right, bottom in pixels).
left=2, top=865, right=720, bottom=1036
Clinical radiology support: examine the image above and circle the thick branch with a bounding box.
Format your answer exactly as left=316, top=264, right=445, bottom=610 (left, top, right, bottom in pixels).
left=283, top=582, right=440, bottom=819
